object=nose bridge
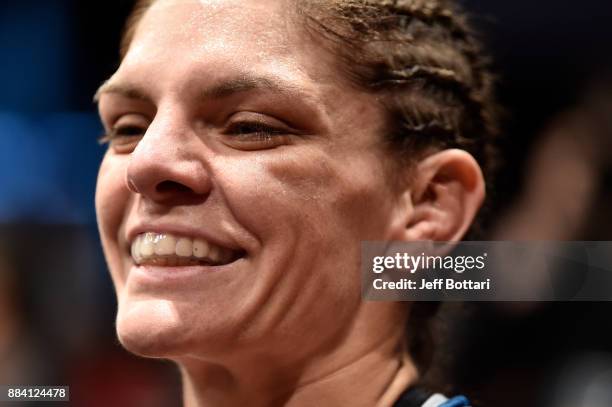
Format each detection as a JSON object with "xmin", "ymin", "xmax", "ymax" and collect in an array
[
  {"xmin": 134, "ymin": 106, "xmax": 188, "ymax": 163},
  {"xmin": 126, "ymin": 107, "xmax": 212, "ymax": 200}
]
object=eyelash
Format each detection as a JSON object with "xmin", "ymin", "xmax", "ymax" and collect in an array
[
  {"xmin": 225, "ymin": 121, "xmax": 285, "ymax": 139},
  {"xmin": 97, "ymin": 120, "xmax": 289, "ymax": 148},
  {"xmin": 98, "ymin": 125, "xmax": 146, "ymax": 145}
]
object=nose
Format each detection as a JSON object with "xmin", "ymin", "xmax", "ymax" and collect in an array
[{"xmin": 126, "ymin": 117, "xmax": 212, "ymax": 206}]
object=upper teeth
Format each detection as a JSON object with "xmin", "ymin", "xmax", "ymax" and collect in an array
[{"xmin": 131, "ymin": 232, "xmax": 235, "ymax": 266}]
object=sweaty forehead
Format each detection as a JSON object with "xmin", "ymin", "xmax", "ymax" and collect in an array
[{"xmin": 127, "ymin": 0, "xmax": 296, "ymax": 68}]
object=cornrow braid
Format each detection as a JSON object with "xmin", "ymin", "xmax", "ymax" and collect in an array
[{"xmin": 383, "ymin": 0, "xmax": 470, "ymax": 40}]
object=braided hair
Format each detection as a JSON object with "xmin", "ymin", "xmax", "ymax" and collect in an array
[{"xmin": 299, "ymin": 1, "xmax": 499, "ymax": 195}]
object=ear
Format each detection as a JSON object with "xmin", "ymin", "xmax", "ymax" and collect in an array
[{"xmin": 390, "ymin": 149, "xmax": 485, "ymax": 242}]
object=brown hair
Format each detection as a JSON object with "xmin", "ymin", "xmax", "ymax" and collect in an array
[{"xmin": 119, "ymin": 0, "xmax": 499, "ymax": 384}]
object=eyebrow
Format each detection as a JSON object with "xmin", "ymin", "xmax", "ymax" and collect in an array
[
  {"xmin": 204, "ymin": 76, "xmax": 302, "ymax": 98},
  {"xmin": 94, "ymin": 81, "xmax": 148, "ymax": 103},
  {"xmin": 94, "ymin": 75, "xmax": 307, "ymax": 104}
]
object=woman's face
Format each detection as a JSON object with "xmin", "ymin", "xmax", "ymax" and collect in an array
[{"xmin": 96, "ymin": 0, "xmax": 404, "ymax": 361}]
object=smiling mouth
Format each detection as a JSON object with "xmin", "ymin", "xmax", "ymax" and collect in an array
[{"xmin": 130, "ymin": 232, "xmax": 243, "ymax": 267}]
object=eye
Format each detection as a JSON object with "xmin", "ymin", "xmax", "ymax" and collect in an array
[
  {"xmin": 223, "ymin": 119, "xmax": 291, "ymax": 150},
  {"xmin": 228, "ymin": 121, "xmax": 283, "ymax": 137},
  {"xmin": 99, "ymin": 115, "xmax": 149, "ymax": 154}
]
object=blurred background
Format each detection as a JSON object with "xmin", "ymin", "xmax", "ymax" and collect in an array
[{"xmin": 0, "ymin": 0, "xmax": 611, "ymax": 406}]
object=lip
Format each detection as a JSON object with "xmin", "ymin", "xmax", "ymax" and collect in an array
[{"xmin": 129, "ymin": 257, "xmax": 246, "ymax": 286}]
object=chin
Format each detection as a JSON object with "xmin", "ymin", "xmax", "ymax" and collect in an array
[
  {"xmin": 115, "ymin": 293, "xmax": 248, "ymax": 360},
  {"xmin": 115, "ymin": 296, "xmax": 195, "ymax": 358}
]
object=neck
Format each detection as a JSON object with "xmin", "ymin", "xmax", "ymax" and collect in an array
[{"xmin": 178, "ymin": 305, "xmax": 417, "ymax": 407}]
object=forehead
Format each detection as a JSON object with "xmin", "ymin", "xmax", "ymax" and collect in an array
[
  {"xmin": 137, "ymin": 0, "xmax": 291, "ymax": 54},
  {"xmin": 119, "ymin": 0, "xmax": 325, "ymax": 88}
]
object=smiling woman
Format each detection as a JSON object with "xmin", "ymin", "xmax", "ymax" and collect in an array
[{"xmin": 94, "ymin": 1, "xmax": 497, "ymax": 406}]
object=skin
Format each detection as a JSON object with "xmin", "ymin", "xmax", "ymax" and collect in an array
[{"xmin": 95, "ymin": 0, "xmax": 485, "ymax": 406}]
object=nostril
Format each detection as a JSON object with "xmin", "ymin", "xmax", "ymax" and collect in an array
[{"xmin": 156, "ymin": 180, "xmax": 194, "ymax": 195}]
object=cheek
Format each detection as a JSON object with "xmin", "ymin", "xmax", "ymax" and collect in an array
[
  {"xmin": 95, "ymin": 154, "xmax": 130, "ymax": 278},
  {"xmin": 217, "ymin": 149, "xmax": 394, "ymax": 243},
  {"xmin": 213, "ymin": 149, "xmax": 395, "ymax": 331},
  {"xmin": 265, "ymin": 149, "xmax": 395, "ymax": 241}
]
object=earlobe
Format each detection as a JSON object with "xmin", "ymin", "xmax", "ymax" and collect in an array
[{"xmin": 393, "ymin": 149, "xmax": 485, "ymax": 242}]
